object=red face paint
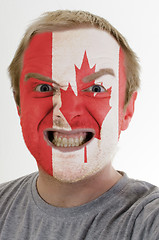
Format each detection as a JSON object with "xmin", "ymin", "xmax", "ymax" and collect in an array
[
  {"xmin": 20, "ymin": 32, "xmax": 53, "ymax": 175},
  {"xmin": 118, "ymin": 47, "xmax": 127, "ymax": 137}
]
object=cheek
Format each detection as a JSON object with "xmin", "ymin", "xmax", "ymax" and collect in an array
[
  {"xmin": 21, "ymin": 95, "xmax": 53, "ymax": 129},
  {"xmin": 19, "ymin": 80, "xmax": 54, "ymax": 151},
  {"xmin": 84, "ymin": 96, "xmax": 112, "ymax": 138},
  {"xmin": 20, "ymin": 84, "xmax": 54, "ymax": 175},
  {"xmin": 20, "ymin": 80, "xmax": 53, "ymax": 129}
]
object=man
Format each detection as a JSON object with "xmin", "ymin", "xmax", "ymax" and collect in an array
[{"xmin": 0, "ymin": 10, "xmax": 159, "ymax": 240}]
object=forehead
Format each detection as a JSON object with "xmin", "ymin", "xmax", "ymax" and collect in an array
[{"xmin": 23, "ymin": 28, "xmax": 120, "ymax": 85}]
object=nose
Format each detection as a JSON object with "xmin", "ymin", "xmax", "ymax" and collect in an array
[
  {"xmin": 53, "ymin": 94, "xmax": 87, "ymax": 123},
  {"xmin": 53, "ymin": 95, "xmax": 63, "ymax": 119}
]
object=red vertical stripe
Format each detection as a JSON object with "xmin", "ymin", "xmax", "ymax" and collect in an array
[
  {"xmin": 21, "ymin": 32, "xmax": 53, "ymax": 176},
  {"xmin": 118, "ymin": 47, "xmax": 127, "ymax": 138},
  {"xmin": 84, "ymin": 146, "xmax": 87, "ymax": 163}
]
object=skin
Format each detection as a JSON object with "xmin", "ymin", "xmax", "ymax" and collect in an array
[{"xmin": 18, "ymin": 28, "xmax": 137, "ymax": 207}]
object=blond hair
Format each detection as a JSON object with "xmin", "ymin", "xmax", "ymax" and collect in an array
[{"xmin": 8, "ymin": 10, "xmax": 140, "ymax": 107}]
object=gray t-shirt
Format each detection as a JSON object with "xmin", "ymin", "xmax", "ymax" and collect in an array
[{"xmin": 0, "ymin": 172, "xmax": 159, "ymax": 240}]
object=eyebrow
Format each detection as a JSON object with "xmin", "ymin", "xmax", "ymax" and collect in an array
[
  {"xmin": 24, "ymin": 68, "xmax": 115, "ymax": 86},
  {"xmin": 82, "ymin": 68, "xmax": 115, "ymax": 83},
  {"xmin": 24, "ymin": 73, "xmax": 61, "ymax": 87}
]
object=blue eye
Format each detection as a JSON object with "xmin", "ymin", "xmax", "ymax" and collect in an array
[
  {"xmin": 91, "ymin": 85, "xmax": 105, "ymax": 92},
  {"xmin": 83, "ymin": 85, "xmax": 106, "ymax": 93},
  {"xmin": 35, "ymin": 84, "xmax": 53, "ymax": 92}
]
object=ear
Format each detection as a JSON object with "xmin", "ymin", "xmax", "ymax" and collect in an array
[{"xmin": 121, "ymin": 91, "xmax": 137, "ymax": 131}]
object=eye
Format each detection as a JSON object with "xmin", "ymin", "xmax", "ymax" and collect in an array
[
  {"xmin": 35, "ymin": 84, "xmax": 53, "ymax": 92},
  {"xmin": 83, "ymin": 85, "xmax": 106, "ymax": 93}
]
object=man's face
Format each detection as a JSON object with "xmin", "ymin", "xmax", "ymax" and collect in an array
[{"xmin": 19, "ymin": 28, "xmax": 126, "ymax": 182}]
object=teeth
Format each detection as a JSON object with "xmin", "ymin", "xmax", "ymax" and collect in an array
[
  {"xmin": 68, "ymin": 138, "xmax": 74, "ymax": 147},
  {"xmin": 52, "ymin": 133, "xmax": 86, "ymax": 148},
  {"xmin": 63, "ymin": 138, "xmax": 67, "ymax": 147},
  {"xmin": 54, "ymin": 135, "xmax": 58, "ymax": 141},
  {"xmin": 75, "ymin": 138, "xmax": 79, "ymax": 146},
  {"xmin": 80, "ymin": 136, "xmax": 84, "ymax": 144}
]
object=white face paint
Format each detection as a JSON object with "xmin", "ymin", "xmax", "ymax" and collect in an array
[{"xmin": 51, "ymin": 28, "xmax": 120, "ymax": 183}]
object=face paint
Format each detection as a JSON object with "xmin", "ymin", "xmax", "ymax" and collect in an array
[
  {"xmin": 20, "ymin": 32, "xmax": 53, "ymax": 175},
  {"xmin": 19, "ymin": 28, "xmax": 126, "ymax": 182}
]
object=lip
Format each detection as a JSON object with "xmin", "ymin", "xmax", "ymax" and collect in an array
[{"xmin": 43, "ymin": 128, "xmax": 95, "ymax": 152}]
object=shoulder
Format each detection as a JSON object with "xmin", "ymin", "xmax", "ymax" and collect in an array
[
  {"xmin": 127, "ymin": 178, "xmax": 159, "ymax": 239},
  {"xmin": 130, "ymin": 178, "xmax": 159, "ymax": 215},
  {"xmin": 126, "ymin": 177, "xmax": 159, "ymax": 215},
  {"xmin": 0, "ymin": 172, "xmax": 38, "ymax": 204},
  {"xmin": 117, "ymin": 174, "xmax": 159, "ymax": 239},
  {"xmin": 121, "ymin": 174, "xmax": 159, "ymax": 203},
  {"xmin": 131, "ymin": 197, "xmax": 159, "ymax": 240}
]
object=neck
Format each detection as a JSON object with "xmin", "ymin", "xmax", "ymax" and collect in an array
[{"xmin": 36, "ymin": 165, "xmax": 122, "ymax": 208}]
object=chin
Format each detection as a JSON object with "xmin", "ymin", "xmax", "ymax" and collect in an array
[
  {"xmin": 52, "ymin": 159, "xmax": 108, "ymax": 184},
  {"xmin": 52, "ymin": 171, "xmax": 93, "ymax": 183}
]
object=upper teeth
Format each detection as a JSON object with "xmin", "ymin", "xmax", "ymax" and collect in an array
[{"xmin": 53, "ymin": 132, "xmax": 86, "ymax": 148}]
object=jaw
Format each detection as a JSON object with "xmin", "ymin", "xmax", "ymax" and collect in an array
[{"xmin": 43, "ymin": 128, "xmax": 95, "ymax": 152}]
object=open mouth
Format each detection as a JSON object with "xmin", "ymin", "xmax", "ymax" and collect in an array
[{"xmin": 44, "ymin": 128, "xmax": 95, "ymax": 152}]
